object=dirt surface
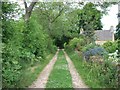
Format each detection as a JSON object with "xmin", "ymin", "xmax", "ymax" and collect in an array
[
  {"xmin": 29, "ymin": 50, "xmax": 59, "ymax": 88},
  {"xmin": 63, "ymin": 50, "xmax": 89, "ymax": 88},
  {"xmin": 29, "ymin": 49, "xmax": 89, "ymax": 89}
]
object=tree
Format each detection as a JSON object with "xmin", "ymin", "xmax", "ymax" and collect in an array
[
  {"xmin": 23, "ymin": 0, "xmax": 38, "ymax": 21},
  {"xmin": 35, "ymin": 2, "xmax": 65, "ymax": 32},
  {"xmin": 33, "ymin": 2, "xmax": 80, "ymax": 48},
  {"xmin": 116, "ymin": 23, "xmax": 120, "ymax": 39},
  {"xmin": 116, "ymin": 23, "xmax": 120, "ymax": 56},
  {"xmin": 78, "ymin": 2, "xmax": 103, "ymax": 44},
  {"xmin": 2, "ymin": 2, "xmax": 17, "ymax": 43},
  {"xmin": 2, "ymin": 1, "xmax": 57, "ymax": 87}
]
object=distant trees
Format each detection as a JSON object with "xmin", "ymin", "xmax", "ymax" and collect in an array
[
  {"xmin": 33, "ymin": 2, "xmax": 79, "ymax": 48},
  {"xmin": 78, "ymin": 3, "xmax": 103, "ymax": 30},
  {"xmin": 78, "ymin": 2, "xmax": 103, "ymax": 44},
  {"xmin": 116, "ymin": 23, "xmax": 120, "ymax": 39},
  {"xmin": 116, "ymin": 23, "xmax": 120, "ymax": 56}
]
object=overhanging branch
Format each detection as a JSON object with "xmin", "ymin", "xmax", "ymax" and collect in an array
[
  {"xmin": 23, "ymin": 0, "xmax": 38, "ymax": 21},
  {"xmin": 51, "ymin": 8, "xmax": 64, "ymax": 23},
  {"xmin": 23, "ymin": 0, "xmax": 27, "ymax": 9}
]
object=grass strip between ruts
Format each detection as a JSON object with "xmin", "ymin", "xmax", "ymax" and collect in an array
[{"xmin": 46, "ymin": 50, "xmax": 73, "ymax": 89}]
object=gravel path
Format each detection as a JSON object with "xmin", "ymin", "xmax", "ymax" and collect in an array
[
  {"xmin": 63, "ymin": 50, "xmax": 89, "ymax": 89},
  {"xmin": 29, "ymin": 50, "xmax": 59, "ymax": 88}
]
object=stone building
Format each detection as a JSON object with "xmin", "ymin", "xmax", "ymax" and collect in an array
[{"xmin": 95, "ymin": 26, "xmax": 114, "ymax": 45}]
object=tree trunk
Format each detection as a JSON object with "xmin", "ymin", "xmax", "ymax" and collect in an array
[
  {"xmin": 23, "ymin": 0, "xmax": 38, "ymax": 22},
  {"xmin": 24, "ymin": 10, "xmax": 31, "ymax": 22}
]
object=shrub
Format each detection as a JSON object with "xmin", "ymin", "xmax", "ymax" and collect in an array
[
  {"xmin": 2, "ymin": 20, "xmax": 23, "ymax": 87},
  {"xmin": 83, "ymin": 45, "xmax": 108, "ymax": 61},
  {"xmin": 82, "ymin": 43, "xmax": 96, "ymax": 52},
  {"xmin": 46, "ymin": 37, "xmax": 57, "ymax": 54},
  {"xmin": 99, "ymin": 58, "xmax": 118, "ymax": 88},
  {"xmin": 116, "ymin": 40, "xmax": 120, "ymax": 57},
  {"xmin": 2, "ymin": 16, "xmax": 57, "ymax": 87},
  {"xmin": 68, "ymin": 51, "xmax": 118, "ymax": 88},
  {"xmin": 103, "ymin": 41, "xmax": 118, "ymax": 53},
  {"xmin": 69, "ymin": 37, "xmax": 80, "ymax": 49},
  {"xmin": 65, "ymin": 37, "xmax": 85, "ymax": 51}
]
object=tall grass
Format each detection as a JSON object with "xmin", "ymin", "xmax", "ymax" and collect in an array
[
  {"xmin": 17, "ymin": 54, "xmax": 54, "ymax": 88},
  {"xmin": 67, "ymin": 51, "xmax": 118, "ymax": 89}
]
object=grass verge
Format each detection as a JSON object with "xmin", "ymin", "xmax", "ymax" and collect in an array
[
  {"xmin": 67, "ymin": 51, "xmax": 101, "ymax": 88},
  {"xmin": 67, "ymin": 51, "xmax": 118, "ymax": 89},
  {"xmin": 18, "ymin": 53, "xmax": 55, "ymax": 87},
  {"xmin": 46, "ymin": 50, "xmax": 73, "ymax": 89}
]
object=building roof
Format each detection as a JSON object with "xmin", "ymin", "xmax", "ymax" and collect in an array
[{"xmin": 95, "ymin": 30, "xmax": 113, "ymax": 41}]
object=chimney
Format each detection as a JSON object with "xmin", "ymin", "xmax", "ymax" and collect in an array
[
  {"xmin": 109, "ymin": 26, "xmax": 114, "ymax": 42},
  {"xmin": 110, "ymin": 26, "xmax": 114, "ymax": 33}
]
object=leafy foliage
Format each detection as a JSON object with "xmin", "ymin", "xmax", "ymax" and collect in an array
[
  {"xmin": 116, "ymin": 22, "xmax": 120, "ymax": 40},
  {"xmin": 2, "ymin": 2, "xmax": 56, "ymax": 88},
  {"xmin": 116, "ymin": 22, "xmax": 120, "ymax": 56},
  {"xmin": 65, "ymin": 37, "xmax": 86, "ymax": 52},
  {"xmin": 33, "ymin": 2, "xmax": 79, "ymax": 48},
  {"xmin": 2, "ymin": 2, "xmax": 24, "ymax": 87},
  {"xmin": 82, "ymin": 43, "xmax": 96, "ymax": 52},
  {"xmin": 78, "ymin": 3, "xmax": 103, "ymax": 30},
  {"xmin": 103, "ymin": 41, "xmax": 118, "ymax": 53},
  {"xmin": 2, "ymin": 20, "xmax": 23, "ymax": 87},
  {"xmin": 78, "ymin": 2, "xmax": 103, "ymax": 44},
  {"xmin": 68, "ymin": 51, "xmax": 118, "ymax": 88}
]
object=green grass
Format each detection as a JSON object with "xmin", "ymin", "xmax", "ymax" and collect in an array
[
  {"xmin": 67, "ymin": 51, "xmax": 118, "ymax": 89},
  {"xmin": 46, "ymin": 50, "xmax": 73, "ymax": 89},
  {"xmin": 67, "ymin": 51, "xmax": 102, "ymax": 88},
  {"xmin": 18, "ymin": 53, "xmax": 54, "ymax": 88}
]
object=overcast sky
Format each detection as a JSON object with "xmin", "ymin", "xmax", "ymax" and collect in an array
[{"xmin": 101, "ymin": 4, "xmax": 118, "ymax": 30}]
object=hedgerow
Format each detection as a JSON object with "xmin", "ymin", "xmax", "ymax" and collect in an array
[{"xmin": 2, "ymin": 3, "xmax": 57, "ymax": 87}]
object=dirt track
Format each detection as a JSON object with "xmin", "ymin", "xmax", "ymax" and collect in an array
[
  {"xmin": 63, "ymin": 50, "xmax": 88, "ymax": 88},
  {"xmin": 29, "ymin": 50, "xmax": 59, "ymax": 88}
]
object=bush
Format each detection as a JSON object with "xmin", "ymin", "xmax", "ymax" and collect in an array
[
  {"xmin": 65, "ymin": 37, "xmax": 85, "ymax": 51},
  {"xmin": 69, "ymin": 37, "xmax": 80, "ymax": 49},
  {"xmin": 82, "ymin": 43, "xmax": 96, "ymax": 52},
  {"xmin": 2, "ymin": 16, "xmax": 57, "ymax": 87},
  {"xmin": 103, "ymin": 41, "xmax": 118, "ymax": 53},
  {"xmin": 115, "ymin": 40, "xmax": 120, "ymax": 57},
  {"xmin": 68, "ymin": 51, "xmax": 118, "ymax": 88},
  {"xmin": 83, "ymin": 46, "xmax": 108, "ymax": 61},
  {"xmin": 2, "ymin": 2, "xmax": 57, "ymax": 88},
  {"xmin": 82, "ymin": 43, "xmax": 108, "ymax": 61},
  {"xmin": 2, "ymin": 20, "xmax": 23, "ymax": 87},
  {"xmin": 46, "ymin": 37, "xmax": 57, "ymax": 53},
  {"xmin": 99, "ymin": 58, "xmax": 118, "ymax": 88}
]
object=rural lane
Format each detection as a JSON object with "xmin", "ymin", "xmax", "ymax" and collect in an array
[
  {"xmin": 29, "ymin": 49, "xmax": 59, "ymax": 88},
  {"xmin": 63, "ymin": 50, "xmax": 89, "ymax": 89}
]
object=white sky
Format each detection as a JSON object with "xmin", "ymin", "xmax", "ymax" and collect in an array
[{"xmin": 101, "ymin": 4, "xmax": 118, "ymax": 30}]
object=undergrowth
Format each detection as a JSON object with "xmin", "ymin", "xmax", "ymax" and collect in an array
[
  {"xmin": 67, "ymin": 51, "xmax": 118, "ymax": 89},
  {"xmin": 18, "ymin": 54, "xmax": 54, "ymax": 87}
]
